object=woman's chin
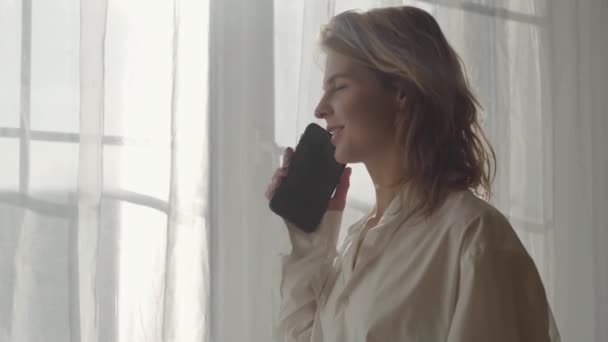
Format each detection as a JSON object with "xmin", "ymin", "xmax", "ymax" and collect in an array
[
  {"xmin": 333, "ymin": 148, "xmax": 350, "ymax": 164},
  {"xmin": 334, "ymin": 145, "xmax": 365, "ymax": 165}
]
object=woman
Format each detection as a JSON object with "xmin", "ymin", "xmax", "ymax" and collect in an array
[{"xmin": 265, "ymin": 6, "xmax": 560, "ymax": 342}]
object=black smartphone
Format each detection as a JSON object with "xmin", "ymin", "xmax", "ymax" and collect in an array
[{"xmin": 269, "ymin": 123, "xmax": 346, "ymax": 233}]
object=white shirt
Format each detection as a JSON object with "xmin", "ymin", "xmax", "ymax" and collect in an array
[{"xmin": 273, "ymin": 188, "xmax": 561, "ymax": 342}]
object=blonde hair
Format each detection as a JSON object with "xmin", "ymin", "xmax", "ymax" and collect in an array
[{"xmin": 320, "ymin": 6, "xmax": 496, "ymax": 217}]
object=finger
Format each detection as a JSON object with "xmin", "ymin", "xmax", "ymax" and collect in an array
[
  {"xmin": 271, "ymin": 168, "xmax": 281, "ymax": 181},
  {"xmin": 272, "ymin": 166, "xmax": 288, "ymax": 179},
  {"xmin": 266, "ymin": 172, "xmax": 278, "ymax": 199},
  {"xmin": 265, "ymin": 178, "xmax": 280, "ymax": 200},
  {"xmin": 281, "ymin": 147, "xmax": 294, "ymax": 167},
  {"xmin": 270, "ymin": 169, "xmax": 287, "ymax": 184},
  {"xmin": 267, "ymin": 170, "xmax": 288, "ymax": 198},
  {"xmin": 332, "ymin": 167, "xmax": 351, "ymax": 201}
]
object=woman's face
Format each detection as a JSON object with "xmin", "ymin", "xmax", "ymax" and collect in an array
[{"xmin": 315, "ymin": 50, "xmax": 400, "ymax": 164}]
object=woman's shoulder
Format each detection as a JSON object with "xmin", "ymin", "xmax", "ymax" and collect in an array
[
  {"xmin": 439, "ymin": 190, "xmax": 525, "ymax": 257},
  {"xmin": 439, "ymin": 189, "xmax": 504, "ymax": 224}
]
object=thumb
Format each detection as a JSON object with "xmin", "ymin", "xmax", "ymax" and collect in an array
[{"xmin": 328, "ymin": 167, "xmax": 351, "ymax": 211}]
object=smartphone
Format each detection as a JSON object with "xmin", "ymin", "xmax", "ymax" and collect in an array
[{"xmin": 269, "ymin": 123, "xmax": 346, "ymax": 233}]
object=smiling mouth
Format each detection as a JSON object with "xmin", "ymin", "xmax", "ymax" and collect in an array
[
  {"xmin": 329, "ymin": 127, "xmax": 343, "ymax": 145},
  {"xmin": 327, "ymin": 126, "xmax": 344, "ymax": 135}
]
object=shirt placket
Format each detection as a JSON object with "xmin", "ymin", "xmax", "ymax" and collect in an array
[{"xmin": 335, "ymin": 217, "xmax": 401, "ymax": 310}]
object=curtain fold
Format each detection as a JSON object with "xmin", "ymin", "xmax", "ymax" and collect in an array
[
  {"xmin": 77, "ymin": 0, "xmax": 109, "ymax": 340},
  {"xmin": 207, "ymin": 0, "xmax": 277, "ymax": 340},
  {"xmin": 547, "ymin": 1, "xmax": 608, "ymax": 340}
]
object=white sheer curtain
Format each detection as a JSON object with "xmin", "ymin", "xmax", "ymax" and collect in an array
[
  {"xmin": 273, "ymin": 0, "xmax": 608, "ymax": 341},
  {"xmin": 3, "ymin": 0, "xmax": 607, "ymax": 341},
  {"xmin": 1, "ymin": 0, "xmax": 209, "ymax": 341}
]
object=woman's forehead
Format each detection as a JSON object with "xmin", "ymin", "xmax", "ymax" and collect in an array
[
  {"xmin": 324, "ymin": 50, "xmax": 356, "ymax": 71},
  {"xmin": 324, "ymin": 53, "xmax": 371, "ymax": 81}
]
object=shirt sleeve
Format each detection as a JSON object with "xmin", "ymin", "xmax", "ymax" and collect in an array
[
  {"xmin": 447, "ymin": 213, "xmax": 561, "ymax": 342},
  {"xmin": 272, "ymin": 210, "xmax": 342, "ymax": 342}
]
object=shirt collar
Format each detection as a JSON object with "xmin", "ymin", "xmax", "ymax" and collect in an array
[
  {"xmin": 378, "ymin": 184, "xmax": 414, "ymax": 225},
  {"xmin": 348, "ymin": 184, "xmax": 415, "ymax": 235}
]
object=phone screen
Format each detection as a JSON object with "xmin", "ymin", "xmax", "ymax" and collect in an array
[{"xmin": 269, "ymin": 123, "xmax": 346, "ymax": 233}]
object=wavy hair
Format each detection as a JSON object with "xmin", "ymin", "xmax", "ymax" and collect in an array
[{"xmin": 320, "ymin": 6, "xmax": 496, "ymax": 217}]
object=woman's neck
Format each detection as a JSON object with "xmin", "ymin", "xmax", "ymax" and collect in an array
[{"xmin": 364, "ymin": 145, "xmax": 406, "ymax": 219}]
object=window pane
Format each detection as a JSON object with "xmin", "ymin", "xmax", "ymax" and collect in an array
[
  {"xmin": 30, "ymin": 141, "xmax": 78, "ymax": 196},
  {"xmin": 0, "ymin": 138, "xmax": 19, "ymax": 191},
  {"xmin": 457, "ymin": 0, "xmax": 545, "ymax": 17},
  {"xmin": 104, "ymin": 0, "xmax": 173, "ymax": 141},
  {"xmin": 4, "ymin": 210, "xmax": 72, "ymax": 342},
  {"xmin": 117, "ymin": 202, "xmax": 167, "ymax": 342},
  {"xmin": 335, "ymin": 0, "xmax": 396, "ymax": 13},
  {"xmin": 104, "ymin": 144, "xmax": 170, "ymax": 201},
  {"xmin": 0, "ymin": 0, "xmax": 22, "ymax": 128},
  {"xmin": 505, "ymin": 19, "xmax": 546, "ymax": 224},
  {"xmin": 273, "ymin": 0, "xmax": 303, "ymax": 148},
  {"xmin": 30, "ymin": 0, "xmax": 79, "ymax": 132}
]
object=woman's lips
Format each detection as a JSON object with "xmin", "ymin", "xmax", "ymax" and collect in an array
[
  {"xmin": 330, "ymin": 127, "xmax": 343, "ymax": 144},
  {"xmin": 327, "ymin": 126, "xmax": 344, "ymax": 135}
]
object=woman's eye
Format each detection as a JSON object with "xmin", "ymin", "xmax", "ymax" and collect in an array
[{"xmin": 334, "ymin": 85, "xmax": 347, "ymax": 91}]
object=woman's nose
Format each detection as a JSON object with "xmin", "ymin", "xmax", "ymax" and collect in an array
[
  {"xmin": 314, "ymin": 99, "xmax": 332, "ymax": 119},
  {"xmin": 314, "ymin": 108, "xmax": 326, "ymax": 119}
]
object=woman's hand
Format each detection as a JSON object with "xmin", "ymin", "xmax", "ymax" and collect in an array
[
  {"xmin": 265, "ymin": 148, "xmax": 352, "ymax": 212},
  {"xmin": 327, "ymin": 166, "xmax": 351, "ymax": 211},
  {"xmin": 265, "ymin": 147, "xmax": 294, "ymax": 201}
]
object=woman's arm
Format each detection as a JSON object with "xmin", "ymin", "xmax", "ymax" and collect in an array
[{"xmin": 273, "ymin": 210, "xmax": 342, "ymax": 342}]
